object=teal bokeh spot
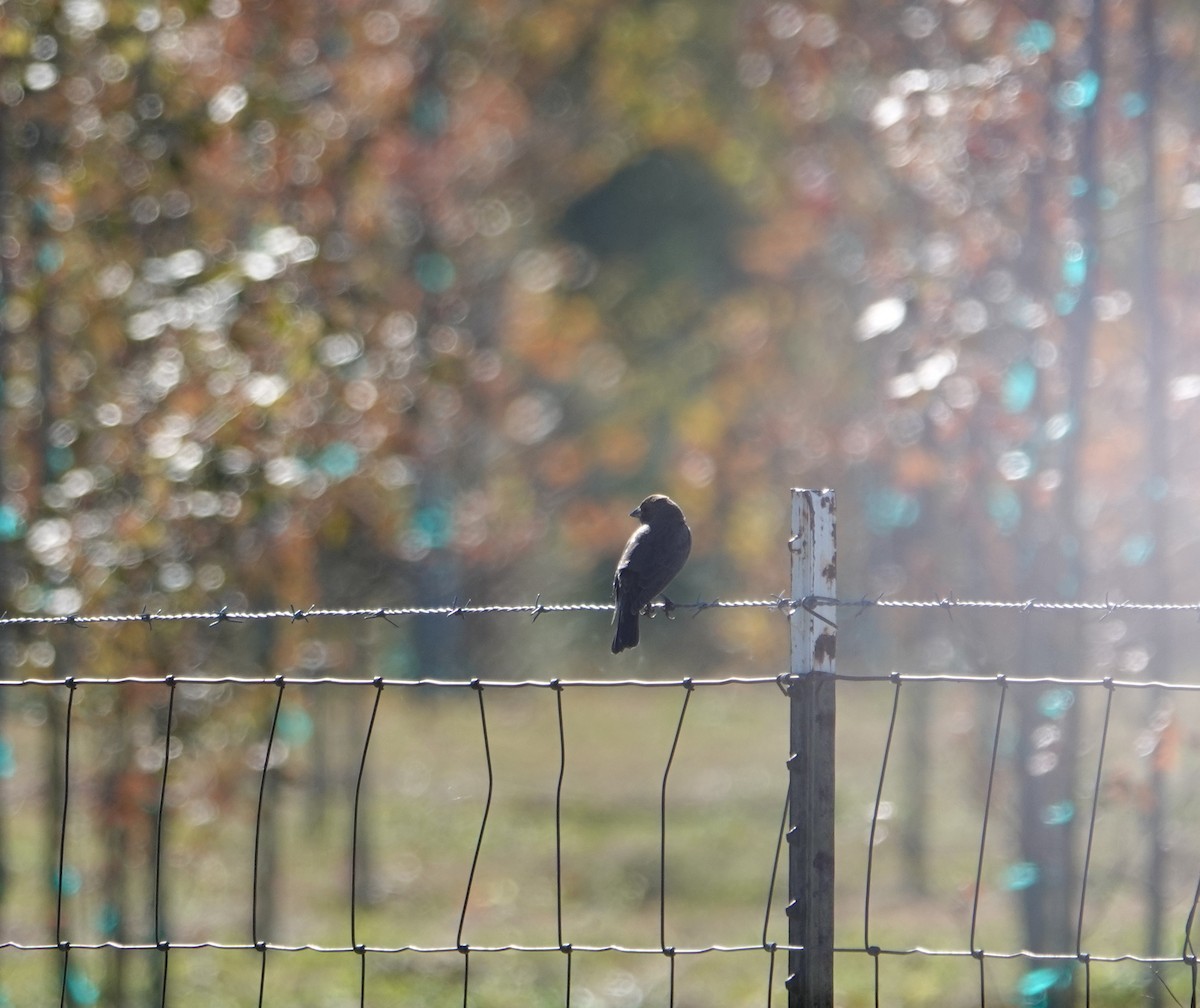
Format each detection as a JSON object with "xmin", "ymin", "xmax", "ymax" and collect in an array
[
  {"xmin": 46, "ymin": 445, "xmax": 73, "ymax": 476},
  {"xmin": 98, "ymin": 903, "xmax": 120, "ymax": 936},
  {"xmin": 1079, "ymin": 71, "xmax": 1101, "ymax": 106},
  {"xmin": 1016, "ymin": 20, "xmax": 1055, "ymax": 55},
  {"xmin": 414, "ymin": 252, "xmax": 456, "ymax": 293},
  {"xmin": 1004, "ymin": 861, "xmax": 1039, "ymax": 891},
  {"xmin": 381, "ymin": 643, "xmax": 416, "ymax": 680},
  {"xmin": 31, "ymin": 197, "xmax": 53, "ymax": 226},
  {"xmin": 1057, "ymin": 69, "xmax": 1099, "ymax": 109},
  {"xmin": 65, "ymin": 965, "xmax": 99, "ymax": 1006},
  {"xmin": 0, "ymin": 739, "xmax": 14, "ymax": 778},
  {"xmin": 1122, "ymin": 91, "xmax": 1148, "ymax": 117},
  {"xmin": 1061, "ymin": 244, "xmax": 1087, "ymax": 287},
  {"xmin": 1055, "ymin": 290, "xmax": 1080, "ymax": 315},
  {"xmin": 53, "ymin": 865, "xmax": 82, "ymax": 897},
  {"xmin": 1120, "ymin": 533, "xmax": 1154, "ymax": 566},
  {"xmin": 317, "ymin": 441, "xmax": 360, "ymax": 481},
  {"xmin": 36, "ymin": 242, "xmax": 65, "ymax": 273},
  {"xmin": 277, "ymin": 706, "xmax": 314, "ymax": 746},
  {"xmin": 412, "ymin": 88, "xmax": 448, "ymax": 136},
  {"xmin": 1067, "ymin": 175, "xmax": 1088, "ymax": 197},
  {"xmin": 1001, "ymin": 361, "xmax": 1037, "ymax": 413},
  {"xmin": 0, "ymin": 505, "xmax": 21, "ymax": 542},
  {"xmin": 865, "ymin": 488, "xmax": 920, "ymax": 532},
  {"xmin": 1018, "ymin": 965, "xmax": 1072, "ymax": 1005},
  {"xmin": 1038, "ymin": 687, "xmax": 1074, "ymax": 720},
  {"xmin": 1042, "ymin": 801, "xmax": 1075, "ymax": 826},
  {"xmin": 412, "ymin": 504, "xmax": 451, "ymax": 548},
  {"xmin": 987, "ymin": 485, "xmax": 1021, "ymax": 534}
]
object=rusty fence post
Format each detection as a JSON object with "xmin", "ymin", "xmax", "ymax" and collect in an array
[{"xmin": 787, "ymin": 488, "xmax": 837, "ymax": 1007}]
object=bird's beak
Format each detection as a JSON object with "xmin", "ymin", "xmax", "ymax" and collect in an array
[{"xmin": 630, "ymin": 507, "xmax": 641, "ymax": 519}]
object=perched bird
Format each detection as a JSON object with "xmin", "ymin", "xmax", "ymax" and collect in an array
[{"xmin": 611, "ymin": 494, "xmax": 692, "ymax": 654}]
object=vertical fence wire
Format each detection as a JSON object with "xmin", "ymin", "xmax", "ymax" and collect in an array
[
  {"xmin": 968, "ymin": 676, "xmax": 1009, "ymax": 959},
  {"xmin": 54, "ymin": 678, "xmax": 75, "ymax": 945},
  {"xmin": 1076, "ymin": 679, "xmax": 1115, "ymax": 956},
  {"xmin": 350, "ymin": 677, "xmax": 384, "ymax": 951},
  {"xmin": 457, "ymin": 679, "xmax": 494, "ymax": 966},
  {"xmin": 863, "ymin": 674, "xmax": 902, "ymax": 952},
  {"xmin": 763, "ymin": 774, "xmax": 791, "ymax": 949},
  {"xmin": 553, "ymin": 679, "xmax": 573, "ymax": 1006},
  {"xmin": 553, "ymin": 680, "xmax": 567, "ymax": 950},
  {"xmin": 1183, "ymin": 875, "xmax": 1200, "ymax": 963},
  {"xmin": 153, "ymin": 676, "xmax": 176, "ymax": 1007},
  {"xmin": 351, "ymin": 677, "xmax": 384, "ymax": 1008},
  {"xmin": 55, "ymin": 678, "xmax": 76, "ymax": 1008},
  {"xmin": 252, "ymin": 677, "xmax": 285, "ymax": 1008},
  {"xmin": 659, "ymin": 678, "xmax": 695, "ymax": 953}
]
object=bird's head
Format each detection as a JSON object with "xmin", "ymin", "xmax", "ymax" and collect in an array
[{"xmin": 631, "ymin": 494, "xmax": 683, "ymax": 523}]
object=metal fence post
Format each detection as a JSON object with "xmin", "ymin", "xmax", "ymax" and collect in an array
[{"xmin": 787, "ymin": 488, "xmax": 836, "ymax": 1007}]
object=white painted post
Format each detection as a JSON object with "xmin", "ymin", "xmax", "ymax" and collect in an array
[{"xmin": 787, "ymin": 488, "xmax": 837, "ymax": 1007}]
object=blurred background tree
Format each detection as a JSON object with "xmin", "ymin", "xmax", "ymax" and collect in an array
[{"xmin": 2, "ymin": 0, "xmax": 1200, "ymax": 1003}]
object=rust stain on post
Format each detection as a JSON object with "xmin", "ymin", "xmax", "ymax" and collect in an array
[{"xmin": 813, "ymin": 629, "xmax": 836, "ymax": 664}]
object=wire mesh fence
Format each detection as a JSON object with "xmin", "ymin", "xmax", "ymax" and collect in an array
[{"xmin": 4, "ymin": 497, "xmax": 1200, "ymax": 1005}]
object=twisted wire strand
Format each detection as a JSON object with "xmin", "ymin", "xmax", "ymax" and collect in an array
[{"xmin": 0, "ymin": 593, "xmax": 1197, "ymax": 631}]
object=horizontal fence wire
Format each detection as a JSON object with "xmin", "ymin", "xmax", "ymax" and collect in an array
[
  {"xmin": 1, "ymin": 673, "xmax": 1200, "ymax": 691},
  {"xmin": 0, "ymin": 939, "xmax": 1194, "ymax": 963},
  {"xmin": 5, "ymin": 599, "xmax": 1200, "ymax": 1006},
  {"xmin": 2, "ymin": 593, "xmax": 1200, "ymax": 629}
]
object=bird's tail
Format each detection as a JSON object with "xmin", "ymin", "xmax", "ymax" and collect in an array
[{"xmin": 611, "ymin": 602, "xmax": 639, "ymax": 653}]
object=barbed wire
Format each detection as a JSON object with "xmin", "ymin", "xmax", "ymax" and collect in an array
[
  {"xmin": 0, "ymin": 597, "xmax": 779, "ymax": 629},
  {"xmin": 2, "ymin": 592, "xmax": 1200, "ymax": 630}
]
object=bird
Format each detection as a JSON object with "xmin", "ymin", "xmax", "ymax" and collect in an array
[{"xmin": 611, "ymin": 494, "xmax": 692, "ymax": 654}]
